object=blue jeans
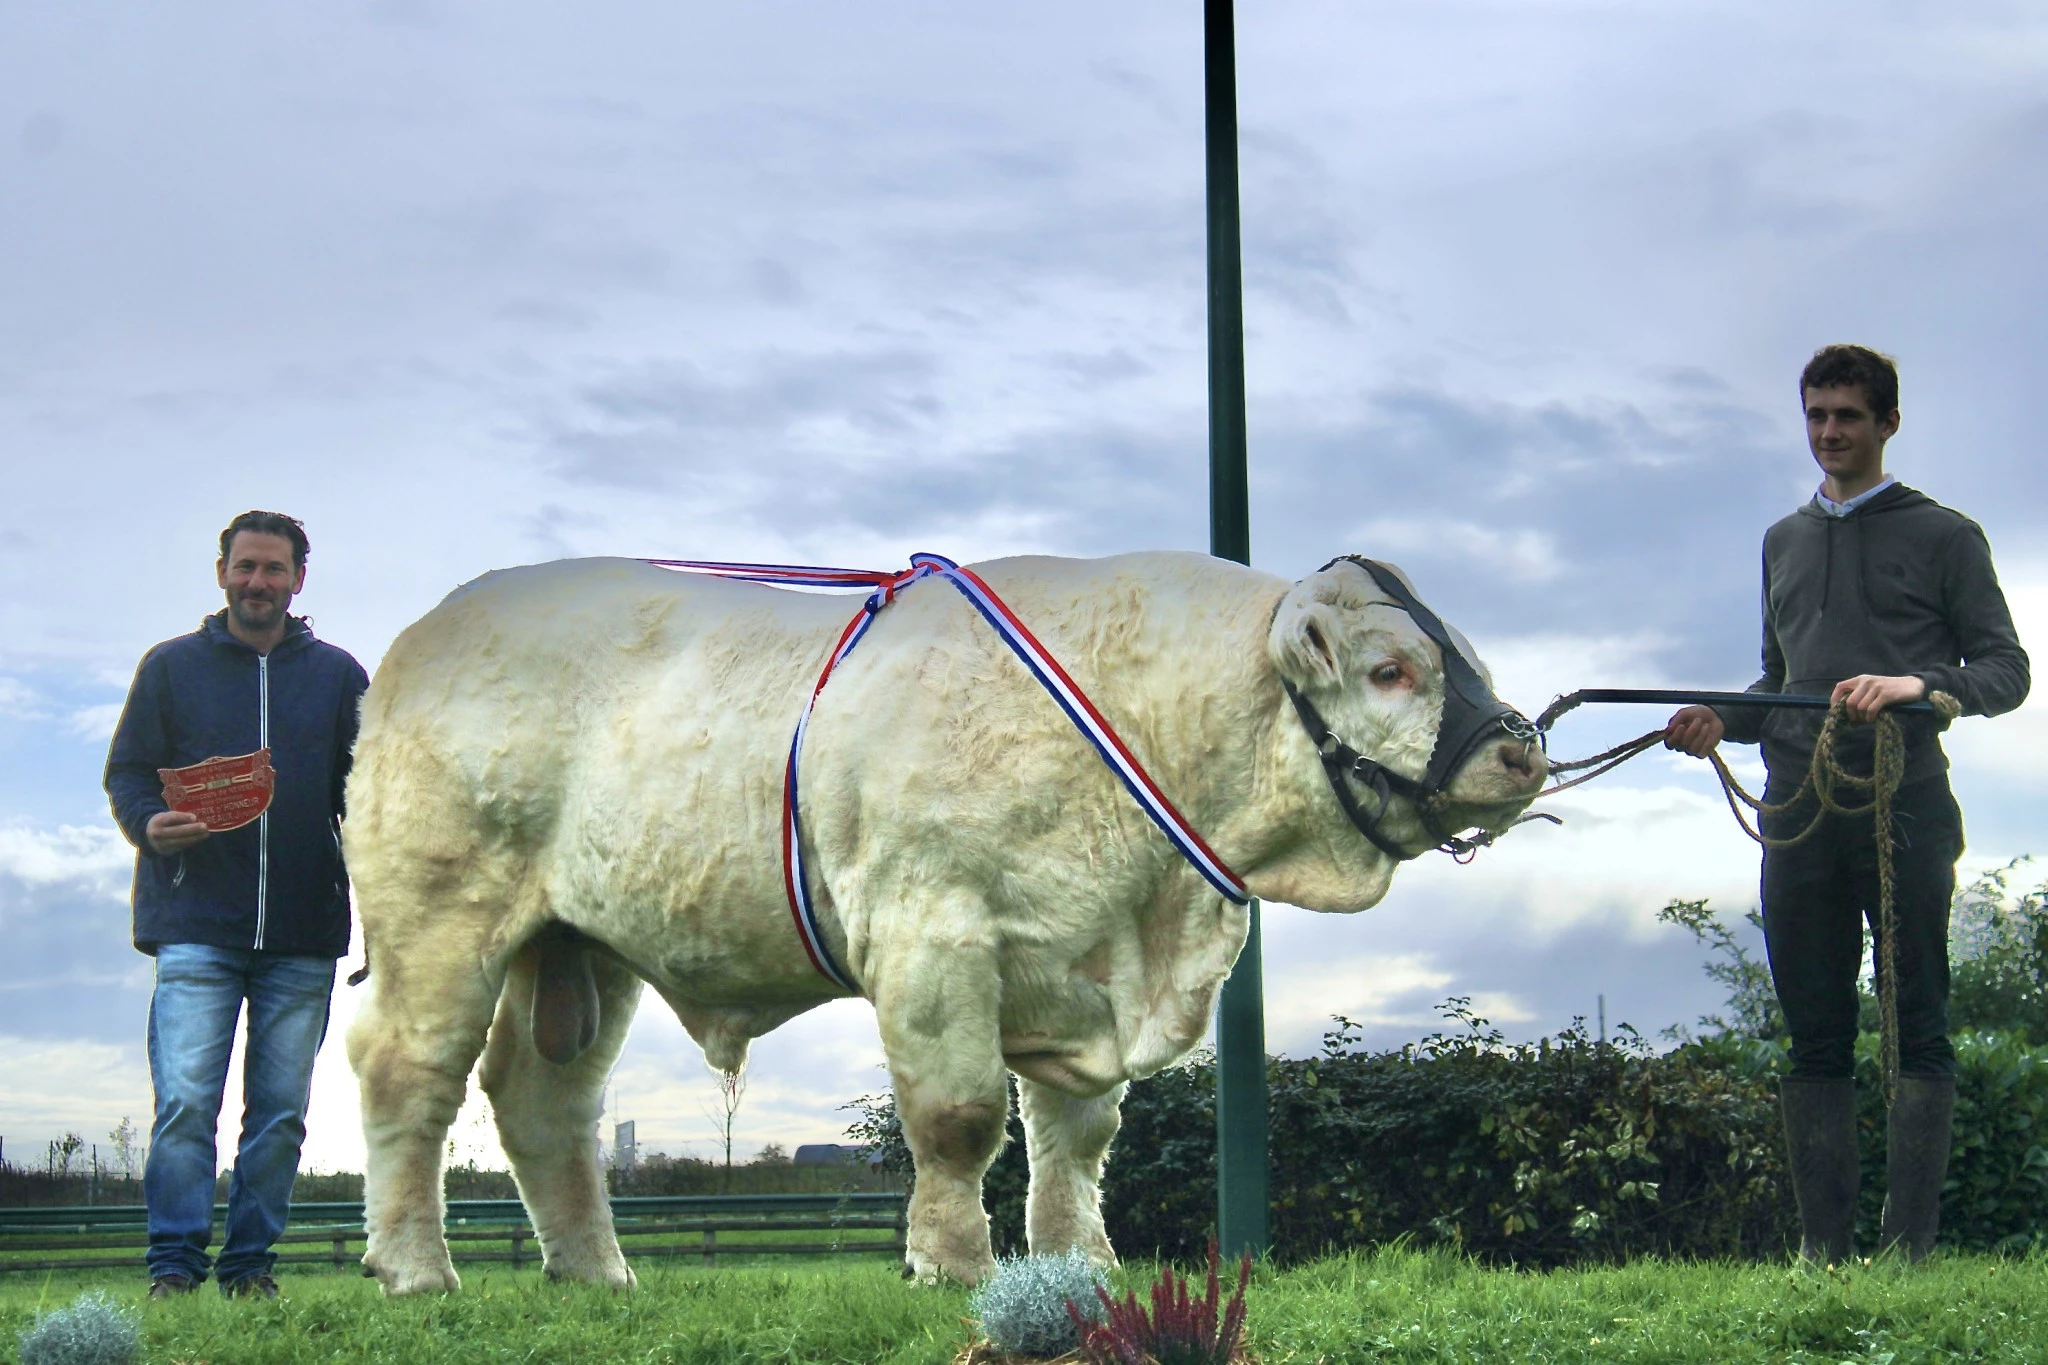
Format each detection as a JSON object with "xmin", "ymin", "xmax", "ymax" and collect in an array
[{"xmin": 144, "ymin": 944, "xmax": 334, "ymax": 1285}]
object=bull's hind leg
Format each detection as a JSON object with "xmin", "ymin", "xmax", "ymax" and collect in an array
[
  {"xmin": 346, "ymin": 915, "xmax": 503, "ymax": 1296},
  {"xmin": 870, "ymin": 924, "xmax": 1008, "ymax": 1285},
  {"xmin": 478, "ymin": 939, "xmax": 643, "ymax": 1287},
  {"xmin": 1018, "ymin": 1077, "xmax": 1124, "ymax": 1267}
]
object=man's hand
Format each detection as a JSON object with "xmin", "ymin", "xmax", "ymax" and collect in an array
[
  {"xmin": 146, "ymin": 810, "xmax": 211, "ymax": 856},
  {"xmin": 1831, "ymin": 674, "xmax": 1927, "ymax": 724},
  {"xmin": 1664, "ymin": 704, "xmax": 1725, "ymax": 758}
]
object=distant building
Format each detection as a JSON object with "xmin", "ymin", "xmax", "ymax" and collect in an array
[{"xmin": 614, "ymin": 1120, "xmax": 637, "ymax": 1174}]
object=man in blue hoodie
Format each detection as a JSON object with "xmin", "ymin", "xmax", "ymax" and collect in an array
[
  {"xmin": 105, "ymin": 511, "xmax": 369, "ymax": 1299},
  {"xmin": 1666, "ymin": 346, "xmax": 2030, "ymax": 1264}
]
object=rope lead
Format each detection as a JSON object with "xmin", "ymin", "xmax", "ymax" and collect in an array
[{"xmin": 1539, "ymin": 690, "xmax": 1960, "ymax": 1106}]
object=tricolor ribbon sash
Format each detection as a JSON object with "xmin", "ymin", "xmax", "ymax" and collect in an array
[{"xmin": 647, "ymin": 553, "xmax": 1250, "ymax": 993}]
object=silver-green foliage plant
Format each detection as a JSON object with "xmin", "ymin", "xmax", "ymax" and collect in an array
[
  {"xmin": 970, "ymin": 1248, "xmax": 1109, "ymax": 1359},
  {"xmin": 17, "ymin": 1290, "xmax": 141, "ymax": 1365}
]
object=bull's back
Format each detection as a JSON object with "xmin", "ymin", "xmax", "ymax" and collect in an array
[{"xmin": 346, "ymin": 558, "xmax": 843, "ymax": 887}]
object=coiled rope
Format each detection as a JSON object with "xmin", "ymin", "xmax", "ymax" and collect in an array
[{"xmin": 1541, "ymin": 690, "xmax": 1962, "ymax": 1104}]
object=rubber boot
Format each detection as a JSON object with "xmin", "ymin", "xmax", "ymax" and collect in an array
[
  {"xmin": 1878, "ymin": 1074, "xmax": 1956, "ymax": 1262},
  {"xmin": 1780, "ymin": 1077, "xmax": 1859, "ymax": 1264}
]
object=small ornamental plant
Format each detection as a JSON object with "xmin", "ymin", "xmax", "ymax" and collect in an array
[
  {"xmin": 1067, "ymin": 1239, "xmax": 1251, "ymax": 1365},
  {"xmin": 17, "ymin": 1290, "xmax": 142, "ymax": 1365},
  {"xmin": 969, "ymin": 1248, "xmax": 1110, "ymax": 1359}
]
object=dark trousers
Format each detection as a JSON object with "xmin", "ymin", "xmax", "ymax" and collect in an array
[{"xmin": 1760, "ymin": 774, "xmax": 1963, "ymax": 1081}]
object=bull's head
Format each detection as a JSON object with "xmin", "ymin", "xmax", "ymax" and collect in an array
[{"xmin": 1266, "ymin": 556, "xmax": 1547, "ymax": 895}]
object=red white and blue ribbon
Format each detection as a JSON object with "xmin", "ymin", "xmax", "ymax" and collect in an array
[
  {"xmin": 647, "ymin": 553, "xmax": 1249, "ymax": 993},
  {"xmin": 926, "ymin": 562, "xmax": 1249, "ymax": 906}
]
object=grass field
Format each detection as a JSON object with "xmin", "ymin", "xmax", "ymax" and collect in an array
[{"xmin": 5, "ymin": 1248, "xmax": 2046, "ymax": 1363}]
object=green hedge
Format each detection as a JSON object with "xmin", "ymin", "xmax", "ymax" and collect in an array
[
  {"xmin": 1930, "ymin": 1031, "xmax": 2048, "ymax": 1251},
  {"xmin": 847, "ymin": 1011, "xmax": 2048, "ymax": 1266}
]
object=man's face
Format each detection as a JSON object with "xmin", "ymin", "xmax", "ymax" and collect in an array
[
  {"xmin": 1804, "ymin": 384, "xmax": 1900, "ymax": 488},
  {"xmin": 217, "ymin": 531, "xmax": 305, "ymax": 635}
]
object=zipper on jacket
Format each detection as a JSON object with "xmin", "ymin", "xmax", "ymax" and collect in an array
[{"xmin": 255, "ymin": 653, "xmax": 271, "ymax": 951}]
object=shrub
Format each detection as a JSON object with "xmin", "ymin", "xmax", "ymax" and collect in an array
[
  {"xmin": 970, "ymin": 1249, "xmax": 1108, "ymax": 1358},
  {"xmin": 849, "ymin": 1005, "xmax": 1798, "ymax": 1269},
  {"xmin": 1885, "ymin": 1030, "xmax": 2048, "ymax": 1252},
  {"xmin": 1948, "ymin": 859, "xmax": 2048, "ymax": 1043},
  {"xmin": 17, "ymin": 1291, "xmax": 140, "ymax": 1365},
  {"xmin": 1070, "ymin": 1240, "xmax": 1249, "ymax": 1365},
  {"xmin": 1260, "ymin": 1007, "xmax": 1792, "ymax": 1267}
]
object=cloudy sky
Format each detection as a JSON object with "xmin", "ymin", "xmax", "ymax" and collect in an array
[{"xmin": 5, "ymin": 1, "xmax": 2047, "ymax": 1176}]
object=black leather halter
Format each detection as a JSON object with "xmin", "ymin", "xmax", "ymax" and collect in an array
[{"xmin": 1286, "ymin": 556, "xmax": 1540, "ymax": 861}]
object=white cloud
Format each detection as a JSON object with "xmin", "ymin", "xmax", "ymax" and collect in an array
[
  {"xmin": 0, "ymin": 677, "xmax": 49, "ymax": 722},
  {"xmin": 1348, "ymin": 516, "xmax": 1565, "ymax": 585},
  {"xmin": 1475, "ymin": 628, "xmax": 1680, "ymax": 718},
  {"xmin": 0, "ymin": 822, "xmax": 132, "ymax": 894},
  {"xmin": 1464, "ymin": 992, "xmax": 1539, "ymax": 1029},
  {"xmin": 66, "ymin": 703, "xmax": 125, "ymax": 742},
  {"xmin": 0, "ymin": 1035, "xmax": 150, "ymax": 1159},
  {"xmin": 1389, "ymin": 779, "xmax": 1761, "ymax": 940},
  {"xmin": 1259, "ymin": 952, "xmax": 1453, "ymax": 1054},
  {"xmin": 1946, "ymin": 707, "xmax": 2048, "ymax": 790}
]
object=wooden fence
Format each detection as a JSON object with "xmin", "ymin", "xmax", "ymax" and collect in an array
[{"xmin": 0, "ymin": 1192, "xmax": 907, "ymax": 1275}]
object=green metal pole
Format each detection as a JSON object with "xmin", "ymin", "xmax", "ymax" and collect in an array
[{"xmin": 1206, "ymin": 0, "xmax": 1268, "ymax": 1260}]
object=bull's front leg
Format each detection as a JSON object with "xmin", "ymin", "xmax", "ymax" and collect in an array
[
  {"xmin": 1018, "ymin": 1077, "xmax": 1123, "ymax": 1267},
  {"xmin": 870, "ymin": 926, "xmax": 1008, "ymax": 1285}
]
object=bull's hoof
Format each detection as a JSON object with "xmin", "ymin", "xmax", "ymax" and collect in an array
[
  {"xmin": 905, "ymin": 1248, "xmax": 997, "ymax": 1286},
  {"xmin": 362, "ymin": 1251, "xmax": 461, "ymax": 1297},
  {"xmin": 542, "ymin": 1257, "xmax": 637, "ymax": 1290},
  {"xmin": 1031, "ymin": 1231, "xmax": 1117, "ymax": 1271}
]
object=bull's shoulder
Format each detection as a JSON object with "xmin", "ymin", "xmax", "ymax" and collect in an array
[{"xmin": 953, "ymin": 552, "xmax": 1289, "ymax": 671}]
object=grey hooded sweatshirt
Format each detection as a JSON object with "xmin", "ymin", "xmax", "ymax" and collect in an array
[{"xmin": 1717, "ymin": 482, "xmax": 2030, "ymax": 787}]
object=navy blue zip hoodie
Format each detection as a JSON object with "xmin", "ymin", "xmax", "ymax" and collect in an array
[{"xmin": 104, "ymin": 612, "xmax": 368, "ymax": 958}]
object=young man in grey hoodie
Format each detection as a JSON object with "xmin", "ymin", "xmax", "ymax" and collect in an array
[{"xmin": 1664, "ymin": 345, "xmax": 2030, "ymax": 1263}]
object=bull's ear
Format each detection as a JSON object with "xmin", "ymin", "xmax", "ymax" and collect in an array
[{"xmin": 1270, "ymin": 595, "xmax": 1345, "ymax": 688}]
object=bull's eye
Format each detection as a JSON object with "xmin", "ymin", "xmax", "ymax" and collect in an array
[{"xmin": 1370, "ymin": 662, "xmax": 1406, "ymax": 686}]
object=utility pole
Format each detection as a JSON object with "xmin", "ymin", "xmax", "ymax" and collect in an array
[{"xmin": 1206, "ymin": 0, "xmax": 1268, "ymax": 1261}]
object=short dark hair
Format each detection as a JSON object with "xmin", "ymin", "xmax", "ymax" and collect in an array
[
  {"xmin": 1800, "ymin": 344, "xmax": 1898, "ymax": 416},
  {"xmin": 219, "ymin": 511, "xmax": 310, "ymax": 569}
]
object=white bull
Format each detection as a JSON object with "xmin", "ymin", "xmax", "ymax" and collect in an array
[{"xmin": 342, "ymin": 550, "xmax": 1545, "ymax": 1293}]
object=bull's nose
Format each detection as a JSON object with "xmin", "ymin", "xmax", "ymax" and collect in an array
[{"xmin": 1498, "ymin": 738, "xmax": 1547, "ymax": 783}]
